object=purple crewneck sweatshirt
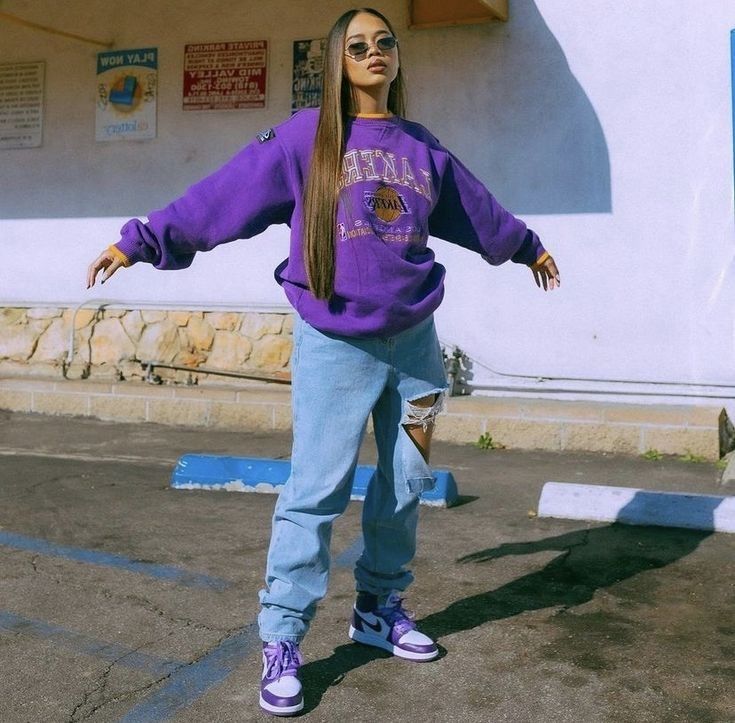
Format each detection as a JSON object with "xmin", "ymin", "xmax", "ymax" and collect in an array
[{"xmin": 115, "ymin": 109, "xmax": 546, "ymax": 337}]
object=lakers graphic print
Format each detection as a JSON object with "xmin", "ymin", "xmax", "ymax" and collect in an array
[
  {"xmin": 337, "ymin": 147, "xmax": 431, "ymax": 246},
  {"xmin": 363, "ymin": 185, "xmax": 409, "ymax": 222}
]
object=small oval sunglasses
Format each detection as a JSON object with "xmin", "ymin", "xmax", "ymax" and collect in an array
[{"xmin": 344, "ymin": 36, "xmax": 398, "ymax": 61}]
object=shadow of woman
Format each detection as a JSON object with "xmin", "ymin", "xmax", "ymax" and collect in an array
[
  {"xmin": 408, "ymin": 0, "xmax": 611, "ymax": 214},
  {"xmin": 420, "ymin": 522, "xmax": 712, "ymax": 643},
  {"xmin": 300, "ymin": 492, "xmax": 719, "ymax": 710},
  {"xmin": 298, "ymin": 639, "xmax": 392, "ymax": 713},
  {"xmin": 418, "ymin": 489, "xmax": 723, "ymax": 641}
]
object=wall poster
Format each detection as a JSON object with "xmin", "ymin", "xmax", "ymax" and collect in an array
[
  {"xmin": 292, "ymin": 39, "xmax": 325, "ymax": 113},
  {"xmin": 0, "ymin": 61, "xmax": 44, "ymax": 150},
  {"xmin": 183, "ymin": 40, "xmax": 267, "ymax": 110},
  {"xmin": 96, "ymin": 48, "xmax": 157, "ymax": 142}
]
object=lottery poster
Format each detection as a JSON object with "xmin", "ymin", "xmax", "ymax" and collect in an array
[
  {"xmin": 183, "ymin": 40, "xmax": 267, "ymax": 111},
  {"xmin": 292, "ymin": 39, "xmax": 325, "ymax": 113},
  {"xmin": 0, "ymin": 61, "xmax": 45, "ymax": 149},
  {"xmin": 95, "ymin": 48, "xmax": 157, "ymax": 142}
]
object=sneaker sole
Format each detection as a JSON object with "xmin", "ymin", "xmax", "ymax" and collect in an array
[
  {"xmin": 348, "ymin": 625, "xmax": 438, "ymax": 661},
  {"xmin": 259, "ymin": 695, "xmax": 304, "ymax": 716}
]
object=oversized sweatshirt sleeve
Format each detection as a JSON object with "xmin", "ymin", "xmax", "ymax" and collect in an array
[
  {"xmin": 114, "ymin": 134, "xmax": 295, "ymax": 269},
  {"xmin": 428, "ymin": 149, "xmax": 546, "ymax": 267}
]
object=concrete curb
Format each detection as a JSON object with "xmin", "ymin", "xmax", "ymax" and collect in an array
[
  {"xmin": 538, "ymin": 481, "xmax": 735, "ymax": 533},
  {"xmin": 1, "ymin": 377, "xmax": 729, "ymax": 460},
  {"xmin": 170, "ymin": 454, "xmax": 459, "ymax": 507},
  {"xmin": 721, "ymin": 453, "xmax": 735, "ymax": 485}
]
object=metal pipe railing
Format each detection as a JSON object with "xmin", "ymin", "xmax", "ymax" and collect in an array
[
  {"xmin": 63, "ymin": 299, "xmax": 116, "ymax": 379},
  {"xmin": 142, "ymin": 361, "xmax": 290, "ymax": 385}
]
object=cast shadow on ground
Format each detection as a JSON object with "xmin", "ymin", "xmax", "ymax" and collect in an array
[
  {"xmin": 424, "ymin": 522, "xmax": 712, "ymax": 641},
  {"xmin": 298, "ymin": 640, "xmax": 391, "ymax": 713},
  {"xmin": 421, "ymin": 490, "xmax": 721, "ymax": 640},
  {"xmin": 301, "ymin": 492, "xmax": 717, "ymax": 710},
  {"xmin": 410, "ymin": 0, "xmax": 611, "ymax": 215}
]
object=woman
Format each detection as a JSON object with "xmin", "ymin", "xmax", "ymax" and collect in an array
[{"xmin": 87, "ymin": 7, "xmax": 560, "ymax": 717}]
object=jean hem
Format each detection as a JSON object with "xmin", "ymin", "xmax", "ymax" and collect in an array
[
  {"xmin": 260, "ymin": 632, "xmax": 305, "ymax": 644},
  {"xmin": 406, "ymin": 475, "xmax": 436, "ymax": 494},
  {"xmin": 354, "ymin": 583, "xmax": 410, "ymax": 598}
]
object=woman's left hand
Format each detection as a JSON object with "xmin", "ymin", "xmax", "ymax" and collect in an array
[{"xmin": 531, "ymin": 254, "xmax": 560, "ymax": 291}]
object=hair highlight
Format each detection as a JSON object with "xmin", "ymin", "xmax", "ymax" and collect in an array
[{"xmin": 303, "ymin": 8, "xmax": 405, "ymax": 300}]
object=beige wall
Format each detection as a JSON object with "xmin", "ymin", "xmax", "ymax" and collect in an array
[{"xmin": 1, "ymin": 1, "xmax": 734, "ymax": 400}]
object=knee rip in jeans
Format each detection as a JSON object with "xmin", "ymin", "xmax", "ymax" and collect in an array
[{"xmin": 400, "ymin": 392, "xmax": 445, "ymax": 432}]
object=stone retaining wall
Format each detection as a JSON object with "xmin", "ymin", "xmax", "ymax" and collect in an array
[
  {"xmin": 1, "ymin": 306, "xmax": 731, "ymax": 461},
  {"xmin": 0, "ymin": 306, "xmax": 293, "ymax": 383}
]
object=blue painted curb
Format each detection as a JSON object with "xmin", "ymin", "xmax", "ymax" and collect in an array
[{"xmin": 170, "ymin": 454, "xmax": 458, "ymax": 507}]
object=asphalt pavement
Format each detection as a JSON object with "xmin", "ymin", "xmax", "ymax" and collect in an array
[{"xmin": 1, "ymin": 409, "xmax": 733, "ymax": 722}]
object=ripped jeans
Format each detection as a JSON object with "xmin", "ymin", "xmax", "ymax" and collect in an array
[{"xmin": 258, "ymin": 314, "xmax": 447, "ymax": 642}]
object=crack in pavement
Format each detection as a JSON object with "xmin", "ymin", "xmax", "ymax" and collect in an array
[
  {"xmin": 67, "ymin": 625, "xmax": 249, "ymax": 721},
  {"xmin": 68, "ymin": 656, "xmax": 117, "ymax": 722},
  {"xmin": 117, "ymin": 625, "xmax": 257, "ymax": 722},
  {"xmin": 121, "ymin": 594, "xmax": 237, "ymax": 634},
  {"xmin": 67, "ymin": 635, "xmax": 186, "ymax": 722},
  {"xmin": 3, "ymin": 473, "xmax": 71, "ymax": 497},
  {"xmin": 24, "ymin": 553, "xmax": 63, "ymax": 585}
]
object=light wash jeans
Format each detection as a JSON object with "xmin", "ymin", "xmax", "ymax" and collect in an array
[{"xmin": 258, "ymin": 314, "xmax": 448, "ymax": 643}]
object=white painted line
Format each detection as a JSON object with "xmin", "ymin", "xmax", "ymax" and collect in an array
[
  {"xmin": 0, "ymin": 448, "xmax": 176, "ymax": 467},
  {"xmin": 538, "ymin": 482, "xmax": 735, "ymax": 533}
]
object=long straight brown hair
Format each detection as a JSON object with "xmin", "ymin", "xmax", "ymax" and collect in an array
[{"xmin": 303, "ymin": 7, "xmax": 406, "ymax": 300}]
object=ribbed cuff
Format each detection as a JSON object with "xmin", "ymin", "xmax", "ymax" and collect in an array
[
  {"xmin": 511, "ymin": 229, "xmax": 546, "ymax": 267},
  {"xmin": 107, "ymin": 244, "xmax": 131, "ymax": 267},
  {"xmin": 531, "ymin": 250, "xmax": 551, "ymax": 271}
]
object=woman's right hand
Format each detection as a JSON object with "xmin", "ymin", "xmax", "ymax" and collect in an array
[
  {"xmin": 86, "ymin": 247, "xmax": 127, "ymax": 289},
  {"xmin": 531, "ymin": 253, "xmax": 560, "ymax": 291}
]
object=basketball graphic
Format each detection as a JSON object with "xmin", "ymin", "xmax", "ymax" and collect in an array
[
  {"xmin": 109, "ymin": 74, "xmax": 142, "ymax": 113},
  {"xmin": 363, "ymin": 186, "xmax": 409, "ymax": 223}
]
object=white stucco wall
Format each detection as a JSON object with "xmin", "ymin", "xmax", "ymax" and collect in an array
[{"xmin": 1, "ymin": 1, "xmax": 734, "ymax": 394}]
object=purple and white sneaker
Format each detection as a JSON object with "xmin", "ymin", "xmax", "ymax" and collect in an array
[
  {"xmin": 259, "ymin": 641, "xmax": 304, "ymax": 716},
  {"xmin": 348, "ymin": 592, "xmax": 438, "ymax": 661}
]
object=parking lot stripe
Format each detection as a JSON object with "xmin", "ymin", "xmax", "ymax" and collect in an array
[
  {"xmin": 0, "ymin": 531, "xmax": 232, "ymax": 590},
  {"xmin": 0, "ymin": 611, "xmax": 183, "ymax": 677},
  {"xmin": 118, "ymin": 533, "xmax": 366, "ymax": 718},
  {"xmin": 119, "ymin": 624, "xmax": 260, "ymax": 722},
  {"xmin": 0, "ymin": 448, "xmax": 176, "ymax": 466}
]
